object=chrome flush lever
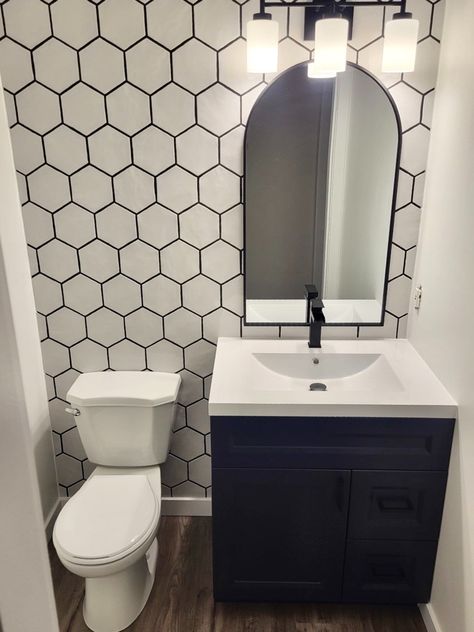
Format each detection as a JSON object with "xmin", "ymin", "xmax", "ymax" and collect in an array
[{"xmin": 65, "ymin": 407, "xmax": 80, "ymax": 416}]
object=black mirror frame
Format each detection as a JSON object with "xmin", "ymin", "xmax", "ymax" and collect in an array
[{"xmin": 242, "ymin": 61, "xmax": 403, "ymax": 328}]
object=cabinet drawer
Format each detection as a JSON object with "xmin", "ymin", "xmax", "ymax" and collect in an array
[
  {"xmin": 348, "ymin": 470, "xmax": 448, "ymax": 541},
  {"xmin": 211, "ymin": 416, "xmax": 454, "ymax": 471},
  {"xmin": 343, "ymin": 540, "xmax": 437, "ymax": 604}
]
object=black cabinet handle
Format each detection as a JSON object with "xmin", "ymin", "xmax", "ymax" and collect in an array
[
  {"xmin": 377, "ymin": 495, "xmax": 413, "ymax": 512},
  {"xmin": 370, "ymin": 562, "xmax": 406, "ymax": 579}
]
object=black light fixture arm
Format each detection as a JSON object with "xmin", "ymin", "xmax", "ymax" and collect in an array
[
  {"xmin": 255, "ymin": 0, "xmax": 411, "ymax": 34},
  {"xmin": 259, "ymin": 0, "xmax": 407, "ymax": 10}
]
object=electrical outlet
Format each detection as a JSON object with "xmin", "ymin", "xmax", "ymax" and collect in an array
[{"xmin": 414, "ymin": 285, "xmax": 422, "ymax": 310}]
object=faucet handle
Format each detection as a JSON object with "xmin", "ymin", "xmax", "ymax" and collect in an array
[
  {"xmin": 311, "ymin": 302, "xmax": 325, "ymax": 320},
  {"xmin": 304, "ymin": 284, "xmax": 319, "ymax": 299},
  {"xmin": 311, "ymin": 296, "xmax": 325, "ymax": 311}
]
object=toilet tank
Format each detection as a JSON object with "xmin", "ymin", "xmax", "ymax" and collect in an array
[{"xmin": 67, "ymin": 372, "xmax": 181, "ymax": 467}]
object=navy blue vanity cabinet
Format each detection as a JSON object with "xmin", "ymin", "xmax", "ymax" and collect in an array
[{"xmin": 211, "ymin": 416, "xmax": 454, "ymax": 605}]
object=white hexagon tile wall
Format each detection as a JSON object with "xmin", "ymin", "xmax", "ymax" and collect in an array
[{"xmin": 0, "ymin": 0, "xmax": 444, "ymax": 497}]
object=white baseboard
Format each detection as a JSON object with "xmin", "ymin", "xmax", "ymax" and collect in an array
[
  {"xmin": 52, "ymin": 495, "xmax": 211, "ymax": 519},
  {"xmin": 161, "ymin": 497, "xmax": 211, "ymax": 516},
  {"xmin": 419, "ymin": 603, "xmax": 443, "ymax": 632},
  {"xmin": 44, "ymin": 498, "xmax": 62, "ymax": 541}
]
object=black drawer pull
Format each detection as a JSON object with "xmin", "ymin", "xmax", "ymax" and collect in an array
[
  {"xmin": 377, "ymin": 496, "xmax": 413, "ymax": 512},
  {"xmin": 370, "ymin": 563, "xmax": 405, "ymax": 579}
]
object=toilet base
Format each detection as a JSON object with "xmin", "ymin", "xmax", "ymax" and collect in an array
[{"xmin": 83, "ymin": 538, "xmax": 158, "ymax": 632}]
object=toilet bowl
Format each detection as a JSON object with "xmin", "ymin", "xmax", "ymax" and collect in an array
[
  {"xmin": 54, "ymin": 466, "xmax": 162, "ymax": 632},
  {"xmin": 52, "ymin": 371, "xmax": 181, "ymax": 632}
]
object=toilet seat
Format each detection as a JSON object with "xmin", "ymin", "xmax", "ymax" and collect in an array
[{"xmin": 53, "ymin": 474, "xmax": 159, "ymax": 566}]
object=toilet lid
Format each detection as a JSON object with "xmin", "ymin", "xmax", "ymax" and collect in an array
[
  {"xmin": 68, "ymin": 371, "xmax": 181, "ymax": 407},
  {"xmin": 54, "ymin": 475, "xmax": 158, "ymax": 561}
]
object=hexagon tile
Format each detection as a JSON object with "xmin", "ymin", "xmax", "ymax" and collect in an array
[{"xmin": 0, "ymin": 0, "xmax": 444, "ymax": 497}]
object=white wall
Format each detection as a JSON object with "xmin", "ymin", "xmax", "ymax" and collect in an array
[
  {"xmin": 0, "ymin": 80, "xmax": 58, "ymax": 525},
  {"xmin": 325, "ymin": 68, "xmax": 398, "ymax": 304},
  {"xmin": 341, "ymin": 71, "xmax": 398, "ymax": 304},
  {"xmin": 408, "ymin": 1, "xmax": 474, "ymax": 631},
  {"xmin": 0, "ymin": 78, "xmax": 59, "ymax": 630},
  {"xmin": 324, "ymin": 68, "xmax": 352, "ymax": 298}
]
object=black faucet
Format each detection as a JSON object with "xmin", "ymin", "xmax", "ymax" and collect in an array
[{"xmin": 305, "ymin": 284, "xmax": 325, "ymax": 348}]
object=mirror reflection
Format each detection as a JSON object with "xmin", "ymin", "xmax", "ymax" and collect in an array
[{"xmin": 244, "ymin": 63, "xmax": 400, "ymax": 326}]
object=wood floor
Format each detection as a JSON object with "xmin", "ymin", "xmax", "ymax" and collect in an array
[{"xmin": 50, "ymin": 516, "xmax": 428, "ymax": 632}]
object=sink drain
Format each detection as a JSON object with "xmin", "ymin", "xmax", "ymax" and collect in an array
[{"xmin": 309, "ymin": 382, "xmax": 327, "ymax": 392}]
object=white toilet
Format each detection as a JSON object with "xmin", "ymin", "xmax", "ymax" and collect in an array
[{"xmin": 53, "ymin": 371, "xmax": 181, "ymax": 632}]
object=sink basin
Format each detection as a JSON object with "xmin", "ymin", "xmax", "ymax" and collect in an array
[
  {"xmin": 209, "ymin": 338, "xmax": 456, "ymax": 418},
  {"xmin": 252, "ymin": 352, "xmax": 403, "ymax": 392},
  {"xmin": 254, "ymin": 352, "xmax": 379, "ymax": 379}
]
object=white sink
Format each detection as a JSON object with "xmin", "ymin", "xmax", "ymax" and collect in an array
[
  {"xmin": 252, "ymin": 352, "xmax": 403, "ymax": 392},
  {"xmin": 209, "ymin": 338, "xmax": 456, "ymax": 418}
]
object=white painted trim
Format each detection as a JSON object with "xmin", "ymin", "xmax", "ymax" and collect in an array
[
  {"xmin": 419, "ymin": 604, "xmax": 443, "ymax": 632},
  {"xmin": 0, "ymin": 74, "xmax": 59, "ymax": 632},
  {"xmin": 44, "ymin": 498, "xmax": 62, "ymax": 542},
  {"xmin": 56, "ymin": 495, "xmax": 212, "ymax": 518},
  {"xmin": 162, "ymin": 497, "xmax": 211, "ymax": 516}
]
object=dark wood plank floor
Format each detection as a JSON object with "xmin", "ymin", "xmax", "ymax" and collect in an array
[{"xmin": 50, "ymin": 517, "xmax": 427, "ymax": 632}]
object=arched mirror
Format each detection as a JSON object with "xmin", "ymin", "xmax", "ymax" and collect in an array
[{"xmin": 244, "ymin": 62, "xmax": 401, "ymax": 326}]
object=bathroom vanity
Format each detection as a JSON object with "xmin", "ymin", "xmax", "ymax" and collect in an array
[
  {"xmin": 209, "ymin": 339, "xmax": 456, "ymax": 604},
  {"xmin": 209, "ymin": 50, "xmax": 456, "ymax": 608}
]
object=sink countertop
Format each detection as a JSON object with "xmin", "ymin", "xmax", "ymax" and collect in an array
[{"xmin": 208, "ymin": 338, "xmax": 457, "ymax": 418}]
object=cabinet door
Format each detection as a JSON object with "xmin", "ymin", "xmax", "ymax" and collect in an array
[{"xmin": 212, "ymin": 468, "xmax": 350, "ymax": 602}]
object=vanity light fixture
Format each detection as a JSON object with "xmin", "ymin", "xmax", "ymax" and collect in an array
[
  {"xmin": 246, "ymin": 0, "xmax": 418, "ymax": 77},
  {"xmin": 382, "ymin": 12, "xmax": 419, "ymax": 73},
  {"xmin": 247, "ymin": 10, "xmax": 279, "ymax": 73},
  {"xmin": 311, "ymin": 14, "xmax": 349, "ymax": 77},
  {"xmin": 307, "ymin": 61, "xmax": 336, "ymax": 79}
]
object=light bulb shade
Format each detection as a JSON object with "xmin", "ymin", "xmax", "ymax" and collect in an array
[
  {"xmin": 307, "ymin": 61, "xmax": 336, "ymax": 79},
  {"xmin": 382, "ymin": 16, "xmax": 419, "ymax": 73},
  {"xmin": 247, "ymin": 18, "xmax": 279, "ymax": 73},
  {"xmin": 313, "ymin": 17, "xmax": 349, "ymax": 74}
]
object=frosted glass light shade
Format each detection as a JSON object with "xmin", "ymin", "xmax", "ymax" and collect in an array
[
  {"xmin": 382, "ymin": 16, "xmax": 419, "ymax": 73},
  {"xmin": 247, "ymin": 18, "xmax": 279, "ymax": 73},
  {"xmin": 313, "ymin": 17, "xmax": 349, "ymax": 74},
  {"xmin": 307, "ymin": 61, "xmax": 336, "ymax": 79}
]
